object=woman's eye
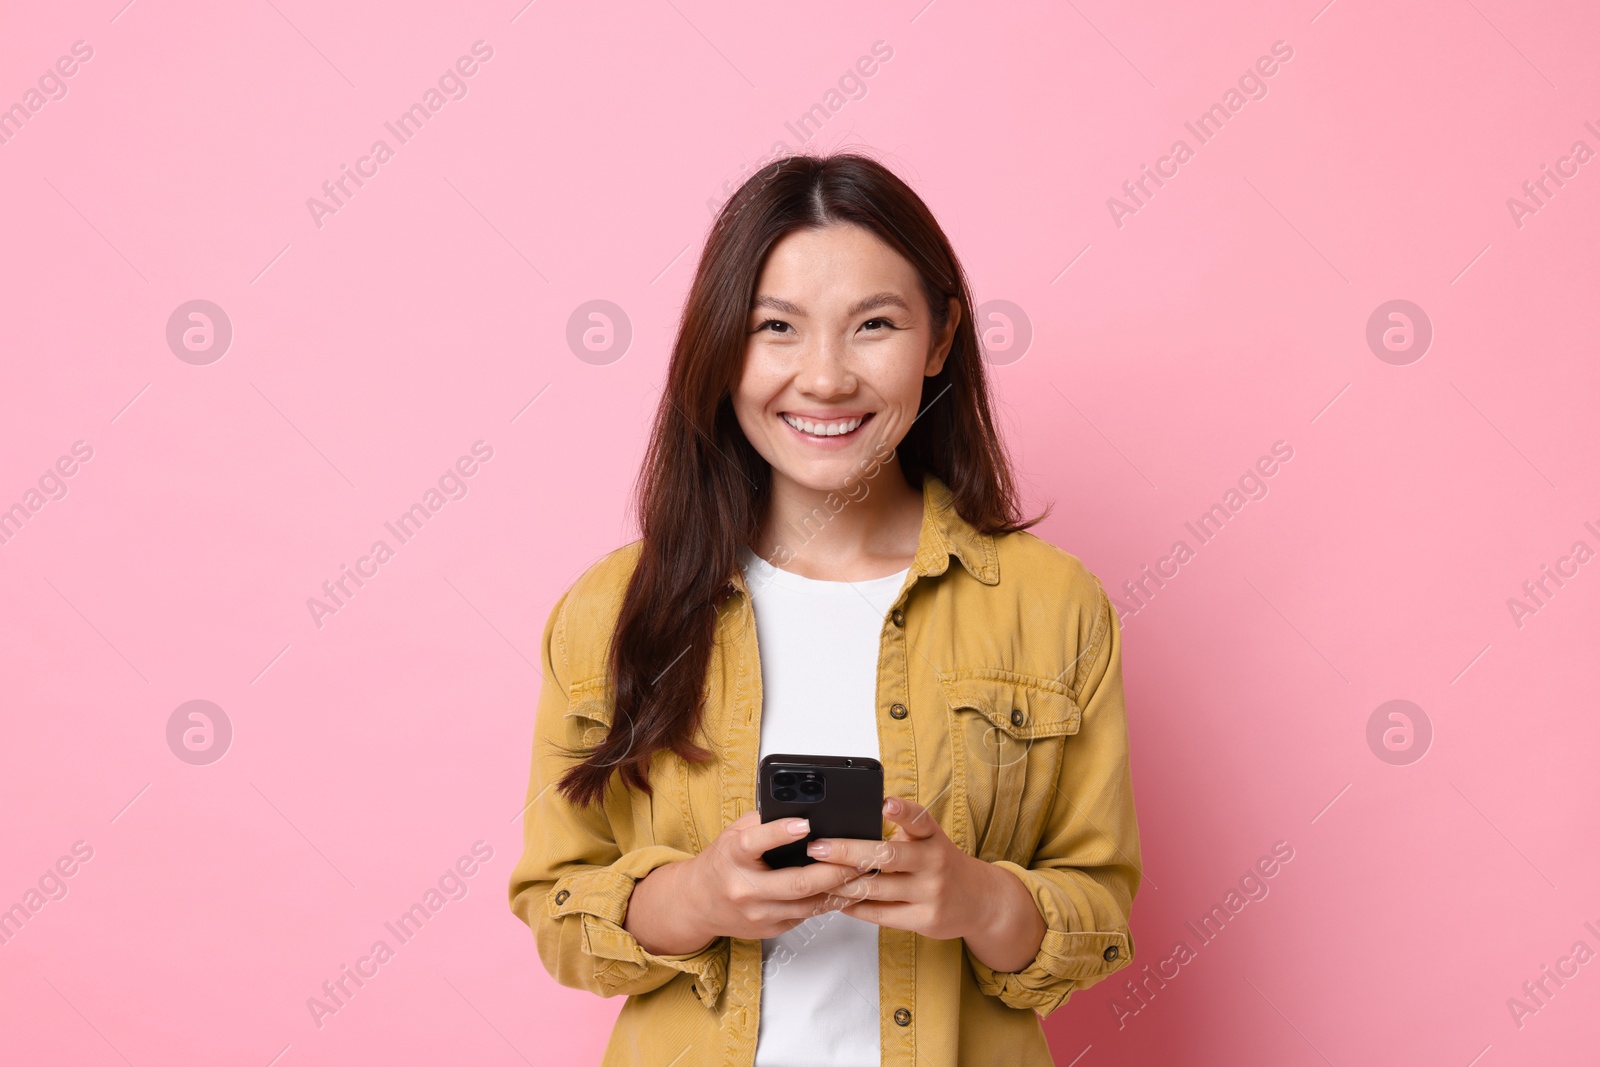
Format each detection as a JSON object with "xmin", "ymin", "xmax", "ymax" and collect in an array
[
  {"xmin": 861, "ymin": 317, "xmax": 897, "ymax": 332},
  {"xmin": 756, "ymin": 319, "xmax": 792, "ymax": 335}
]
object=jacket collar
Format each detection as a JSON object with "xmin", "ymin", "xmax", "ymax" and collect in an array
[
  {"xmin": 729, "ymin": 473, "xmax": 1000, "ymax": 593},
  {"xmin": 913, "ymin": 474, "xmax": 1001, "ymax": 585}
]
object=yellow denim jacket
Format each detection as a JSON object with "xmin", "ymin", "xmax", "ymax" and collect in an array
[{"xmin": 508, "ymin": 475, "xmax": 1141, "ymax": 1066}]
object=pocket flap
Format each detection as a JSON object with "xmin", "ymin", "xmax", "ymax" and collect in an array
[
  {"xmin": 936, "ymin": 669, "xmax": 1081, "ymax": 738},
  {"xmin": 564, "ymin": 675, "xmax": 613, "ymax": 733}
]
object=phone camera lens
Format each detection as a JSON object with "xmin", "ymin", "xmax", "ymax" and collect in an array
[
  {"xmin": 799, "ymin": 780, "xmax": 822, "ymax": 796},
  {"xmin": 774, "ymin": 787, "xmax": 798, "ymax": 801},
  {"xmin": 773, "ymin": 772, "xmax": 796, "ymax": 786}
]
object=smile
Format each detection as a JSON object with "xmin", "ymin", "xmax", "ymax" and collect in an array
[{"xmin": 780, "ymin": 412, "xmax": 870, "ymax": 438}]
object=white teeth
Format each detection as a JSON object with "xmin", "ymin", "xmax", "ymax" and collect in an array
[{"xmin": 782, "ymin": 414, "xmax": 864, "ymax": 437}]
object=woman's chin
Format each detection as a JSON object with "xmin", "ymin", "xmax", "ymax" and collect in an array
[{"xmin": 769, "ymin": 460, "xmax": 872, "ymax": 496}]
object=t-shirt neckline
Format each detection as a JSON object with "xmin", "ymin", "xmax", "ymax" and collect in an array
[{"xmin": 740, "ymin": 547, "xmax": 910, "ymax": 597}]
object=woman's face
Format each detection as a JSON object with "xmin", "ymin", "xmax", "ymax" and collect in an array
[{"xmin": 733, "ymin": 223, "xmax": 959, "ymax": 495}]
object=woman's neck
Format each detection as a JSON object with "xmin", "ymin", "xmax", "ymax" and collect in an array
[{"xmin": 753, "ymin": 460, "xmax": 926, "ymax": 581}]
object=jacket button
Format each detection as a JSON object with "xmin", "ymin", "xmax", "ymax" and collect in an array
[
  {"xmin": 1010, "ymin": 708, "xmax": 1025, "ymax": 727},
  {"xmin": 889, "ymin": 703, "xmax": 908, "ymax": 720},
  {"xmin": 891, "ymin": 609, "xmax": 905, "ymax": 627},
  {"xmin": 893, "ymin": 1007, "xmax": 911, "ymax": 1026},
  {"xmin": 554, "ymin": 889, "xmax": 570, "ymax": 905},
  {"xmin": 1103, "ymin": 944, "xmax": 1119, "ymax": 962}
]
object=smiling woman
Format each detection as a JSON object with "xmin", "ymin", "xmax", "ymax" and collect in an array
[
  {"xmin": 508, "ymin": 153, "xmax": 1142, "ymax": 1067},
  {"xmin": 731, "ymin": 223, "xmax": 962, "ymax": 580}
]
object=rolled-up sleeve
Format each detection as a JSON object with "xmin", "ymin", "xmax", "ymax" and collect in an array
[
  {"xmin": 967, "ymin": 582, "xmax": 1142, "ymax": 1016},
  {"xmin": 507, "ymin": 589, "xmax": 729, "ymax": 1008}
]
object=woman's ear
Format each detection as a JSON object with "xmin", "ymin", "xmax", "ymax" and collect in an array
[{"xmin": 925, "ymin": 297, "xmax": 961, "ymax": 377}]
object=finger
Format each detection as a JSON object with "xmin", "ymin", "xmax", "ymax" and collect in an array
[
  {"xmin": 806, "ymin": 836, "xmax": 913, "ymax": 872},
  {"xmin": 754, "ymin": 910, "xmax": 821, "ymax": 939},
  {"xmin": 754, "ymin": 892, "xmax": 853, "ymax": 930},
  {"xmin": 830, "ymin": 872, "xmax": 916, "ymax": 905},
  {"xmin": 839, "ymin": 899, "xmax": 918, "ymax": 931},
  {"xmin": 754, "ymin": 859, "xmax": 860, "ymax": 901},
  {"xmin": 883, "ymin": 796, "xmax": 941, "ymax": 841},
  {"xmin": 732, "ymin": 816, "xmax": 814, "ymax": 861},
  {"xmin": 788, "ymin": 891, "xmax": 854, "ymax": 919}
]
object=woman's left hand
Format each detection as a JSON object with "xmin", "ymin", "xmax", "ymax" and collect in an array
[{"xmin": 805, "ymin": 796, "xmax": 1045, "ymax": 971}]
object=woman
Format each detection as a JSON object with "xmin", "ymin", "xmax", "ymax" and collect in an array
[{"xmin": 509, "ymin": 153, "xmax": 1141, "ymax": 1066}]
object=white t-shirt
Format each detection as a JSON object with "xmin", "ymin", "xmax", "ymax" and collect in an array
[{"xmin": 743, "ymin": 548, "xmax": 909, "ymax": 1067}]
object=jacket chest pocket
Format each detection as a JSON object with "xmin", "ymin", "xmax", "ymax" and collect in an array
[{"xmin": 937, "ymin": 670, "xmax": 1081, "ymax": 864}]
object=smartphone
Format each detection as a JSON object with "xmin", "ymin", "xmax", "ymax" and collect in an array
[{"xmin": 757, "ymin": 753, "xmax": 884, "ymax": 869}]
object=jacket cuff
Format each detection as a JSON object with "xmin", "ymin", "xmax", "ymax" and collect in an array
[
  {"xmin": 966, "ymin": 861, "xmax": 1133, "ymax": 1016},
  {"xmin": 546, "ymin": 847, "xmax": 729, "ymax": 1008}
]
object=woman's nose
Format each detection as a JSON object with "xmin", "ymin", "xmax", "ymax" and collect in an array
[{"xmin": 794, "ymin": 337, "xmax": 856, "ymax": 397}]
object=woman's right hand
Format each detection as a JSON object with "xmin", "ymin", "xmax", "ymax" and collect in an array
[{"xmin": 626, "ymin": 810, "xmax": 862, "ymax": 955}]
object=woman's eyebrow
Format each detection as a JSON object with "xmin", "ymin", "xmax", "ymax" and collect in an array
[
  {"xmin": 847, "ymin": 292, "xmax": 912, "ymax": 317},
  {"xmin": 751, "ymin": 295, "xmax": 805, "ymax": 315},
  {"xmin": 750, "ymin": 291, "xmax": 912, "ymax": 317}
]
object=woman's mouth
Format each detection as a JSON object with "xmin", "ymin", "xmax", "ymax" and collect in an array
[{"xmin": 779, "ymin": 412, "xmax": 872, "ymax": 439}]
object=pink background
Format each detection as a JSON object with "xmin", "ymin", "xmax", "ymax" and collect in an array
[{"xmin": 4, "ymin": 1, "xmax": 1598, "ymax": 1063}]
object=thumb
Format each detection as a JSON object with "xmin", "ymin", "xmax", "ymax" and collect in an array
[{"xmin": 884, "ymin": 796, "xmax": 941, "ymax": 841}]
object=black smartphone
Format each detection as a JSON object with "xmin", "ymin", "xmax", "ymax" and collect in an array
[{"xmin": 757, "ymin": 753, "xmax": 884, "ymax": 868}]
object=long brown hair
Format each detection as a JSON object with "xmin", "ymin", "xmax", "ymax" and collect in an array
[{"xmin": 558, "ymin": 152, "xmax": 1040, "ymax": 805}]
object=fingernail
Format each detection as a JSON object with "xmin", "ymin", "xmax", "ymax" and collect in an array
[
  {"xmin": 806, "ymin": 841, "xmax": 830, "ymax": 858},
  {"xmin": 787, "ymin": 819, "xmax": 810, "ymax": 835},
  {"xmin": 884, "ymin": 797, "xmax": 901, "ymax": 815}
]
